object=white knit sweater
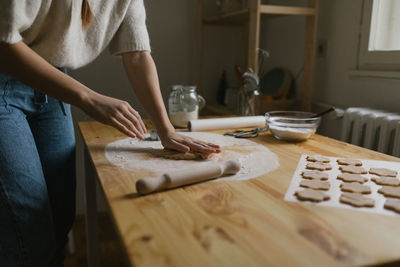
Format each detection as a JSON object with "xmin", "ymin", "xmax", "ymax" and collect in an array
[{"xmin": 0, "ymin": 0, "xmax": 151, "ymax": 69}]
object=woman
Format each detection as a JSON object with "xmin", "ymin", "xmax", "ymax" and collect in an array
[{"xmin": 0, "ymin": 0, "xmax": 220, "ymax": 265}]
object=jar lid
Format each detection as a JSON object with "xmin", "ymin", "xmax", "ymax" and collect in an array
[
  {"xmin": 171, "ymin": 85, "xmax": 183, "ymax": 90},
  {"xmin": 183, "ymin": 86, "xmax": 197, "ymax": 92}
]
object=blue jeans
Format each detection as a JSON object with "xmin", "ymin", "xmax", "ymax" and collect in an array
[{"xmin": 0, "ymin": 69, "xmax": 76, "ymax": 266}]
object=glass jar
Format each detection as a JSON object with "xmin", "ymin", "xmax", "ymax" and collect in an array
[
  {"xmin": 168, "ymin": 85, "xmax": 183, "ymax": 114},
  {"xmin": 238, "ymin": 71, "xmax": 260, "ymax": 116},
  {"xmin": 168, "ymin": 85, "xmax": 205, "ymax": 128}
]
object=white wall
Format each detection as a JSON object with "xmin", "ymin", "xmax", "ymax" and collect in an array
[{"xmin": 313, "ymin": 0, "xmax": 400, "ymax": 139}]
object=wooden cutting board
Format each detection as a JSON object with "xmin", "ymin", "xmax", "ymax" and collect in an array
[{"xmin": 79, "ymin": 121, "xmax": 400, "ymax": 267}]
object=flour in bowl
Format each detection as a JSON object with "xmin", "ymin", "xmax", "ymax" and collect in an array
[{"xmin": 269, "ymin": 126, "xmax": 315, "ymax": 141}]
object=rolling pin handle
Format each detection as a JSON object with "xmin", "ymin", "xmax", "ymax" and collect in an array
[
  {"xmin": 136, "ymin": 175, "xmax": 169, "ymax": 195},
  {"xmin": 222, "ymin": 160, "xmax": 241, "ymax": 175}
]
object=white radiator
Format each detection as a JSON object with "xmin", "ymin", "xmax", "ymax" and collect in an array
[{"xmin": 340, "ymin": 108, "xmax": 400, "ymax": 157}]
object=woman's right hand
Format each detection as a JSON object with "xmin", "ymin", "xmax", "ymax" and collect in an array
[{"xmin": 80, "ymin": 91, "xmax": 147, "ymax": 139}]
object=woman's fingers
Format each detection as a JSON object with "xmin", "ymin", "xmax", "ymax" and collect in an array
[
  {"xmin": 182, "ymin": 136, "xmax": 220, "ymax": 152},
  {"xmin": 117, "ymin": 102, "xmax": 146, "ymax": 136},
  {"xmin": 169, "ymin": 139, "xmax": 190, "ymax": 152},
  {"xmin": 82, "ymin": 92, "xmax": 149, "ymax": 139},
  {"xmin": 206, "ymin": 142, "xmax": 221, "ymax": 149},
  {"xmin": 115, "ymin": 112, "xmax": 145, "ymax": 139},
  {"xmin": 192, "ymin": 139, "xmax": 221, "ymax": 150},
  {"xmin": 120, "ymin": 107, "xmax": 146, "ymax": 137},
  {"xmin": 158, "ymin": 131, "xmax": 221, "ymax": 154},
  {"xmin": 195, "ymin": 141, "xmax": 221, "ymax": 152},
  {"xmin": 179, "ymin": 137, "xmax": 219, "ymax": 153},
  {"xmin": 111, "ymin": 118, "xmax": 137, "ymax": 138},
  {"xmin": 128, "ymin": 106, "xmax": 147, "ymax": 134}
]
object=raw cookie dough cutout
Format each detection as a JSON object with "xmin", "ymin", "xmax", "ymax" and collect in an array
[
  {"xmin": 300, "ymin": 180, "xmax": 330, "ymax": 191},
  {"xmin": 371, "ymin": 177, "xmax": 400, "ymax": 186},
  {"xmin": 337, "ymin": 173, "xmax": 368, "ymax": 183},
  {"xmin": 340, "ymin": 182, "xmax": 371, "ymax": 194},
  {"xmin": 339, "ymin": 166, "xmax": 367, "ymax": 174},
  {"xmin": 340, "ymin": 193, "xmax": 375, "ymax": 208},
  {"xmin": 306, "ymin": 162, "xmax": 332, "ymax": 171},
  {"xmin": 294, "ymin": 189, "xmax": 330, "ymax": 202},
  {"xmin": 378, "ymin": 186, "xmax": 400, "ymax": 198},
  {"xmin": 384, "ymin": 199, "xmax": 400, "ymax": 214},
  {"xmin": 306, "ymin": 155, "xmax": 330, "ymax": 163},
  {"xmin": 337, "ymin": 158, "xmax": 362, "ymax": 166},
  {"xmin": 369, "ymin": 168, "xmax": 398, "ymax": 177},
  {"xmin": 301, "ymin": 171, "xmax": 329, "ymax": 180}
]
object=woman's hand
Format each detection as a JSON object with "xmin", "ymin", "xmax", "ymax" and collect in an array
[
  {"xmin": 158, "ymin": 130, "xmax": 221, "ymax": 154},
  {"xmin": 80, "ymin": 91, "xmax": 147, "ymax": 139},
  {"xmin": 121, "ymin": 51, "xmax": 220, "ymax": 152}
]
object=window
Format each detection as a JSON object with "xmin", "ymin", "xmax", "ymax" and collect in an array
[{"xmin": 358, "ymin": 0, "xmax": 400, "ymax": 71}]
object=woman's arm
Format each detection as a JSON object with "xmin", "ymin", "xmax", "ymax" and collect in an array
[
  {"xmin": 122, "ymin": 51, "xmax": 220, "ymax": 153},
  {"xmin": 0, "ymin": 41, "xmax": 146, "ymax": 139}
]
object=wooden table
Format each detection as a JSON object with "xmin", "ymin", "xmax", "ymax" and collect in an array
[{"xmin": 79, "ymin": 121, "xmax": 400, "ymax": 267}]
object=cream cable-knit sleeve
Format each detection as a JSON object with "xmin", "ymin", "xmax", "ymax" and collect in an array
[
  {"xmin": 109, "ymin": 0, "xmax": 151, "ymax": 55},
  {"xmin": 0, "ymin": 0, "xmax": 41, "ymax": 44}
]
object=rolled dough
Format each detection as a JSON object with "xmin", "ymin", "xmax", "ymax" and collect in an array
[{"xmin": 154, "ymin": 149, "xmax": 213, "ymax": 160}]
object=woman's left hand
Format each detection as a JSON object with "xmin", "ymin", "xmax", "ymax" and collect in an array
[{"xmin": 158, "ymin": 130, "xmax": 221, "ymax": 154}]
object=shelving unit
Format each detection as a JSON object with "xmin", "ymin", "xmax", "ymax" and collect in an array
[
  {"xmin": 197, "ymin": 0, "xmax": 319, "ymax": 113},
  {"xmin": 203, "ymin": 5, "xmax": 315, "ymax": 25}
]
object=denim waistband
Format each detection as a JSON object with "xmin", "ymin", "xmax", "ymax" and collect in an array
[{"xmin": 0, "ymin": 67, "xmax": 68, "ymax": 115}]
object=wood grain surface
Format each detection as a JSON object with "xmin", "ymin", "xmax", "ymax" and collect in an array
[{"xmin": 79, "ymin": 121, "xmax": 400, "ymax": 267}]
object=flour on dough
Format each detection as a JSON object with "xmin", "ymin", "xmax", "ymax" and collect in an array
[{"xmin": 104, "ymin": 132, "xmax": 280, "ymax": 182}]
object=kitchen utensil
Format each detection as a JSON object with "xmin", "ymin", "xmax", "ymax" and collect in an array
[
  {"xmin": 240, "ymin": 69, "xmax": 260, "ymax": 116},
  {"xmin": 257, "ymin": 48, "xmax": 270, "ymax": 77},
  {"xmin": 224, "ymin": 126, "xmax": 269, "ymax": 138},
  {"xmin": 136, "ymin": 160, "xmax": 241, "ymax": 195},
  {"xmin": 312, "ymin": 107, "xmax": 335, "ymax": 118}
]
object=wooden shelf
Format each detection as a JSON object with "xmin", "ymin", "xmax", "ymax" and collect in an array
[
  {"xmin": 198, "ymin": 0, "xmax": 319, "ymax": 111},
  {"xmin": 260, "ymin": 5, "xmax": 315, "ymax": 16},
  {"xmin": 203, "ymin": 5, "xmax": 315, "ymax": 25}
]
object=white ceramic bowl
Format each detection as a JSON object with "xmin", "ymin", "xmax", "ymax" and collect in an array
[{"xmin": 265, "ymin": 111, "xmax": 321, "ymax": 142}]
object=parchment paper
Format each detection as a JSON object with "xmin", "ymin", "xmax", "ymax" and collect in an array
[{"xmin": 284, "ymin": 154, "xmax": 400, "ymax": 217}]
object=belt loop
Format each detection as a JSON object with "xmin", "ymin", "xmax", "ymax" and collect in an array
[
  {"xmin": 33, "ymin": 91, "xmax": 48, "ymax": 105},
  {"xmin": 59, "ymin": 101, "xmax": 67, "ymax": 116}
]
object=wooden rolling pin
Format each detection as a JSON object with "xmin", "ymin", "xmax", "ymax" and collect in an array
[{"xmin": 136, "ymin": 160, "xmax": 241, "ymax": 195}]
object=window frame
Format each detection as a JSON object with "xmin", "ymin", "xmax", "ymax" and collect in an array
[{"xmin": 357, "ymin": 0, "xmax": 400, "ymax": 71}]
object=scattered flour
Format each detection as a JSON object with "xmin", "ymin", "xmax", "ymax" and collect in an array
[{"xmin": 104, "ymin": 132, "xmax": 280, "ymax": 182}]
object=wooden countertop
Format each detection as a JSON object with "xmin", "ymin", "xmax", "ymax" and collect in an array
[{"xmin": 79, "ymin": 121, "xmax": 400, "ymax": 267}]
